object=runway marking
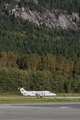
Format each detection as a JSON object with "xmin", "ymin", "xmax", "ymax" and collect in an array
[{"xmin": 60, "ymin": 107, "xmax": 69, "ymax": 108}]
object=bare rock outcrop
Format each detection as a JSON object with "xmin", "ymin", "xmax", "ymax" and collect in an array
[{"xmin": 9, "ymin": 6, "xmax": 80, "ymax": 30}]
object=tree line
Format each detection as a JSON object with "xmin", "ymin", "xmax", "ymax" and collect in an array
[
  {"xmin": 0, "ymin": 67, "xmax": 80, "ymax": 93},
  {"xmin": 0, "ymin": 52, "xmax": 80, "ymax": 75},
  {"xmin": 0, "ymin": 52, "xmax": 80, "ymax": 93}
]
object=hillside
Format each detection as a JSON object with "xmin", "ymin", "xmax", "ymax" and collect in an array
[
  {"xmin": 0, "ymin": 0, "xmax": 80, "ymax": 29},
  {"xmin": 0, "ymin": 0, "xmax": 80, "ymax": 93},
  {"xmin": 0, "ymin": 0, "xmax": 80, "ymax": 59}
]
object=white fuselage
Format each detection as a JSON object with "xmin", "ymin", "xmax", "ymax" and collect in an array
[{"xmin": 20, "ymin": 88, "xmax": 56, "ymax": 97}]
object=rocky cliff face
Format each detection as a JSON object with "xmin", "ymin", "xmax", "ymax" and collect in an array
[{"xmin": 5, "ymin": 2, "xmax": 80, "ymax": 30}]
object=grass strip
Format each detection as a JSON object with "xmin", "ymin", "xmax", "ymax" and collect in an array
[{"xmin": 0, "ymin": 96, "xmax": 80, "ymax": 104}]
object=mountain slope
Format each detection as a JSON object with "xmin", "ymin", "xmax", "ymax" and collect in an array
[
  {"xmin": 0, "ymin": 0, "xmax": 80, "ymax": 29},
  {"xmin": 0, "ymin": 0, "xmax": 80, "ymax": 60}
]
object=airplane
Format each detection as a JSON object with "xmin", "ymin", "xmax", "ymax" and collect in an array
[{"xmin": 19, "ymin": 88, "xmax": 56, "ymax": 98}]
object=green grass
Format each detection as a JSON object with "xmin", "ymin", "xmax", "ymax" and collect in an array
[
  {"xmin": 0, "ymin": 95, "xmax": 80, "ymax": 104},
  {"xmin": 55, "ymin": 93, "xmax": 80, "ymax": 97},
  {"xmin": 0, "ymin": 93, "xmax": 80, "ymax": 104}
]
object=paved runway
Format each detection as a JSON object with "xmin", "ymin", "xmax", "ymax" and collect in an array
[{"xmin": 0, "ymin": 103, "xmax": 80, "ymax": 120}]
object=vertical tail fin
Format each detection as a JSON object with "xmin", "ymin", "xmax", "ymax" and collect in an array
[{"xmin": 19, "ymin": 88, "xmax": 27, "ymax": 96}]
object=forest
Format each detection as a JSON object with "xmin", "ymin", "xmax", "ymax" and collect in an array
[
  {"xmin": 0, "ymin": 0, "xmax": 80, "ymax": 14},
  {"xmin": 0, "ymin": 52, "xmax": 80, "ymax": 93},
  {"xmin": 0, "ymin": 15, "xmax": 80, "ymax": 60},
  {"xmin": 0, "ymin": 0, "xmax": 80, "ymax": 93}
]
